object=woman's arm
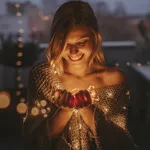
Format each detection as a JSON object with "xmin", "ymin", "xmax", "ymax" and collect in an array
[{"xmin": 47, "ymin": 107, "xmax": 74, "ymax": 137}]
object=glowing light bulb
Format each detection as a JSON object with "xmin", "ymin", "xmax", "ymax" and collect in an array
[
  {"xmin": 31, "ymin": 107, "xmax": 39, "ymax": 116},
  {"xmin": 17, "ymin": 52, "xmax": 23, "ymax": 57},
  {"xmin": 0, "ymin": 92, "xmax": 10, "ymax": 109},
  {"xmin": 16, "ymin": 61, "xmax": 22, "ymax": 66},
  {"xmin": 16, "ymin": 102, "xmax": 27, "ymax": 114},
  {"xmin": 40, "ymin": 100, "xmax": 47, "ymax": 107},
  {"xmin": 16, "ymin": 91, "xmax": 21, "ymax": 96},
  {"xmin": 16, "ymin": 12, "xmax": 22, "ymax": 16}
]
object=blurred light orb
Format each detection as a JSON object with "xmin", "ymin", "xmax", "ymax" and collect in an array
[
  {"xmin": 40, "ymin": 100, "xmax": 47, "ymax": 107},
  {"xmin": 15, "ymin": 4, "xmax": 20, "ymax": 8},
  {"xmin": 115, "ymin": 63, "xmax": 120, "ymax": 67},
  {"xmin": 17, "ymin": 52, "xmax": 23, "ymax": 57},
  {"xmin": 147, "ymin": 61, "xmax": 150, "ymax": 65},
  {"xmin": 18, "ymin": 43, "xmax": 24, "ymax": 48},
  {"xmin": 41, "ymin": 109, "xmax": 46, "ymax": 114},
  {"xmin": 16, "ymin": 76, "xmax": 21, "ymax": 81},
  {"xmin": 20, "ymin": 98, "xmax": 25, "ymax": 103},
  {"xmin": 31, "ymin": 107, "xmax": 39, "ymax": 116},
  {"xmin": 16, "ymin": 102, "xmax": 27, "ymax": 114},
  {"xmin": 19, "ymin": 28, "xmax": 24, "ymax": 33},
  {"xmin": 137, "ymin": 63, "xmax": 142, "ymax": 67},
  {"xmin": 16, "ymin": 61, "xmax": 22, "ymax": 66},
  {"xmin": 16, "ymin": 91, "xmax": 21, "ymax": 96},
  {"xmin": 17, "ymin": 37, "xmax": 23, "ymax": 42},
  {"xmin": 16, "ymin": 12, "xmax": 22, "ymax": 16},
  {"xmin": 18, "ymin": 84, "xmax": 24, "ymax": 88},
  {"xmin": 0, "ymin": 92, "xmax": 10, "ymax": 109},
  {"xmin": 126, "ymin": 62, "xmax": 130, "ymax": 66}
]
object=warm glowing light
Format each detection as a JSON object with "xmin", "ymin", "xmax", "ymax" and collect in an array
[
  {"xmin": 16, "ymin": 61, "xmax": 22, "ymax": 66},
  {"xmin": 0, "ymin": 92, "xmax": 10, "ymax": 109},
  {"xmin": 20, "ymin": 98, "xmax": 25, "ymax": 103},
  {"xmin": 44, "ymin": 16, "xmax": 49, "ymax": 20},
  {"xmin": 17, "ymin": 52, "xmax": 23, "ymax": 57},
  {"xmin": 31, "ymin": 107, "xmax": 39, "ymax": 116},
  {"xmin": 123, "ymin": 106, "xmax": 126, "ymax": 110},
  {"xmin": 115, "ymin": 63, "xmax": 119, "ymax": 67},
  {"xmin": 16, "ymin": 91, "xmax": 21, "ymax": 96},
  {"xmin": 18, "ymin": 43, "xmax": 24, "ymax": 48},
  {"xmin": 41, "ymin": 109, "xmax": 46, "ymax": 114},
  {"xmin": 16, "ymin": 102, "xmax": 27, "ymax": 114},
  {"xmin": 90, "ymin": 90, "xmax": 96, "ymax": 97},
  {"xmin": 18, "ymin": 20, "xmax": 23, "ymax": 24},
  {"xmin": 18, "ymin": 84, "xmax": 24, "ymax": 88},
  {"xmin": 126, "ymin": 62, "xmax": 130, "ymax": 66},
  {"xmin": 17, "ymin": 37, "xmax": 23, "ymax": 42},
  {"xmin": 16, "ymin": 12, "xmax": 22, "ymax": 16},
  {"xmin": 15, "ymin": 4, "xmax": 20, "ymax": 8},
  {"xmin": 40, "ymin": 100, "xmax": 47, "ymax": 107},
  {"xmin": 147, "ymin": 61, "xmax": 150, "ymax": 65},
  {"xmin": 18, "ymin": 28, "xmax": 24, "ymax": 33},
  {"xmin": 44, "ymin": 114, "xmax": 48, "ymax": 118},
  {"xmin": 47, "ymin": 107, "xmax": 51, "ymax": 111},
  {"xmin": 137, "ymin": 63, "xmax": 142, "ymax": 67},
  {"xmin": 16, "ymin": 76, "xmax": 21, "ymax": 81}
]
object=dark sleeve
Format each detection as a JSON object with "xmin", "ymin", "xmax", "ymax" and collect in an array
[
  {"xmin": 23, "ymin": 66, "xmax": 58, "ymax": 150},
  {"xmin": 94, "ymin": 84, "xmax": 139, "ymax": 150}
]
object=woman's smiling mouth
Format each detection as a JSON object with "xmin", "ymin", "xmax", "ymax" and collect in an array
[{"xmin": 69, "ymin": 54, "xmax": 84, "ymax": 61}]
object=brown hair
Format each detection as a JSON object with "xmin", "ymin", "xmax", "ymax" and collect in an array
[{"xmin": 45, "ymin": 1, "xmax": 105, "ymax": 73}]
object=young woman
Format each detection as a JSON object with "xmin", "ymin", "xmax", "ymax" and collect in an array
[{"xmin": 24, "ymin": 1, "xmax": 139, "ymax": 150}]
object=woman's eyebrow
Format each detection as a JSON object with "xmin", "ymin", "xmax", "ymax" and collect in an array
[{"xmin": 76, "ymin": 36, "xmax": 90, "ymax": 41}]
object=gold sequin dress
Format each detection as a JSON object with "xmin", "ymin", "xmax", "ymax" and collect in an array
[{"xmin": 23, "ymin": 62, "xmax": 139, "ymax": 150}]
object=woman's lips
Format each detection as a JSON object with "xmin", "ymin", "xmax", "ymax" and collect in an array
[{"xmin": 69, "ymin": 54, "xmax": 84, "ymax": 61}]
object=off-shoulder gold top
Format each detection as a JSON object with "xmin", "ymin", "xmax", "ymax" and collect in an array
[{"xmin": 23, "ymin": 62, "xmax": 139, "ymax": 150}]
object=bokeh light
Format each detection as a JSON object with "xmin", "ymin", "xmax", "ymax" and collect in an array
[
  {"xmin": 0, "ymin": 92, "xmax": 10, "ymax": 109},
  {"xmin": 16, "ymin": 102, "xmax": 27, "ymax": 114}
]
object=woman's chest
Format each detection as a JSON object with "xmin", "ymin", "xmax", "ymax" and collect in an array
[{"xmin": 60, "ymin": 74, "xmax": 104, "ymax": 92}]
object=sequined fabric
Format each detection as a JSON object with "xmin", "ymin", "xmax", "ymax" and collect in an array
[{"xmin": 23, "ymin": 62, "xmax": 139, "ymax": 150}]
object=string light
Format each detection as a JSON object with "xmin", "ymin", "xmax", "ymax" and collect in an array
[
  {"xmin": 17, "ymin": 52, "xmax": 23, "ymax": 57},
  {"xmin": 17, "ymin": 37, "xmax": 23, "ymax": 42},
  {"xmin": 15, "ymin": 4, "xmax": 20, "ymax": 8},
  {"xmin": 16, "ymin": 102, "xmax": 27, "ymax": 114},
  {"xmin": 16, "ymin": 76, "xmax": 21, "ymax": 81},
  {"xmin": 18, "ymin": 84, "xmax": 24, "ymax": 88},
  {"xmin": 16, "ymin": 12, "xmax": 22, "ymax": 16},
  {"xmin": 18, "ymin": 43, "xmax": 24, "ymax": 48},
  {"xmin": 0, "ymin": 92, "xmax": 10, "ymax": 109},
  {"xmin": 16, "ymin": 61, "xmax": 22, "ymax": 66},
  {"xmin": 18, "ymin": 28, "xmax": 24, "ymax": 33},
  {"xmin": 126, "ymin": 62, "xmax": 130, "ymax": 66},
  {"xmin": 137, "ymin": 63, "xmax": 142, "ymax": 67},
  {"xmin": 16, "ymin": 91, "xmax": 21, "ymax": 96},
  {"xmin": 115, "ymin": 63, "xmax": 120, "ymax": 67}
]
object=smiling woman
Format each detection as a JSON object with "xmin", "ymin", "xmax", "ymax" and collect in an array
[{"xmin": 23, "ymin": 1, "xmax": 139, "ymax": 150}]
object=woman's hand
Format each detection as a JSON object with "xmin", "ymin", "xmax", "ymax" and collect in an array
[
  {"xmin": 53, "ymin": 89, "xmax": 92, "ymax": 109},
  {"xmin": 74, "ymin": 90, "xmax": 92, "ymax": 108}
]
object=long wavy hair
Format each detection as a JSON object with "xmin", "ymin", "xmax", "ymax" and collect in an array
[{"xmin": 45, "ymin": 1, "xmax": 105, "ymax": 74}]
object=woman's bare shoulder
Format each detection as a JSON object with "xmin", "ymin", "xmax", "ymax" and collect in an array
[{"xmin": 101, "ymin": 66, "xmax": 126, "ymax": 86}]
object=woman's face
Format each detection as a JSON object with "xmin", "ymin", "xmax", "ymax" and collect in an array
[{"xmin": 62, "ymin": 25, "xmax": 94, "ymax": 66}]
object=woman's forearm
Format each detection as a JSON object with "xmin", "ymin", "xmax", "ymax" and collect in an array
[{"xmin": 48, "ymin": 107, "xmax": 74, "ymax": 137}]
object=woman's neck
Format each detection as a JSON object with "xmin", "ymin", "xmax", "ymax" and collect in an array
[{"xmin": 64, "ymin": 63, "xmax": 92, "ymax": 78}]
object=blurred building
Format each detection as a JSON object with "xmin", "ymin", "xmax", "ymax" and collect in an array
[
  {"xmin": 42, "ymin": 0, "xmax": 58, "ymax": 15},
  {"xmin": 0, "ymin": 1, "xmax": 51, "ymax": 42}
]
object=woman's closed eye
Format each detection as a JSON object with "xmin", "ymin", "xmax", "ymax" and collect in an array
[{"xmin": 77, "ymin": 40, "xmax": 88, "ymax": 47}]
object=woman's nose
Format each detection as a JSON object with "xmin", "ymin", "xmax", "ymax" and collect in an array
[{"xmin": 69, "ymin": 46, "xmax": 79, "ymax": 55}]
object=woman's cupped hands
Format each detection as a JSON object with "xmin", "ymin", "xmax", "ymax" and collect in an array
[{"xmin": 53, "ymin": 89, "xmax": 92, "ymax": 109}]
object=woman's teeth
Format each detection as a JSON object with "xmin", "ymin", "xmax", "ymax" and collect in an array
[{"xmin": 69, "ymin": 54, "xmax": 83, "ymax": 61}]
